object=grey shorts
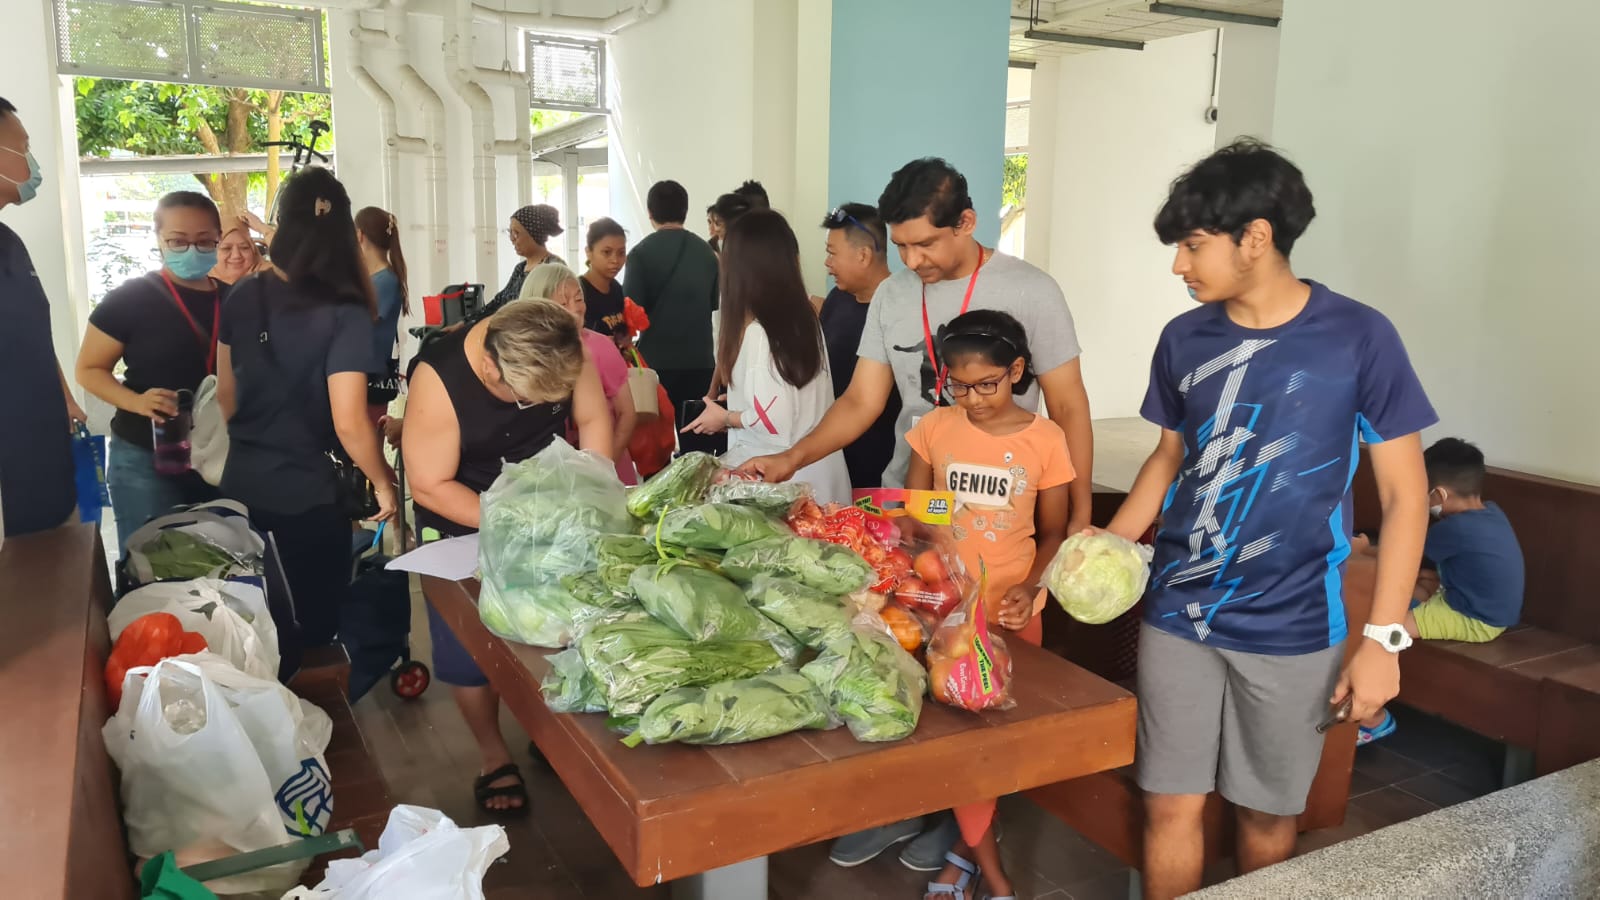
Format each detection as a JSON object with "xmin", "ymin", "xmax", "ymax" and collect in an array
[{"xmin": 1134, "ymin": 623, "xmax": 1344, "ymax": 816}]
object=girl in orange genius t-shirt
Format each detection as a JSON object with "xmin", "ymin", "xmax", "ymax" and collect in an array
[{"xmin": 907, "ymin": 309, "xmax": 1074, "ymax": 900}]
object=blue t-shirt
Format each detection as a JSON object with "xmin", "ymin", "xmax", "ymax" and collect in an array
[
  {"xmin": 1425, "ymin": 503, "xmax": 1524, "ymax": 628},
  {"xmin": 1141, "ymin": 281, "xmax": 1437, "ymax": 655},
  {"xmin": 369, "ymin": 268, "xmax": 403, "ymax": 375}
]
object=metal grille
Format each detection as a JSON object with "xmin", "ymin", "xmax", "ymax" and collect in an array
[
  {"xmin": 526, "ymin": 34, "xmax": 605, "ymax": 113},
  {"xmin": 53, "ymin": 0, "xmax": 327, "ymax": 93}
]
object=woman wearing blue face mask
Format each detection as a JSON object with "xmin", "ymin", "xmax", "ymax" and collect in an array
[{"xmin": 76, "ymin": 191, "xmax": 227, "ymax": 551}]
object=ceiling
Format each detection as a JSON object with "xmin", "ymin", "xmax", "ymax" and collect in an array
[{"xmin": 1009, "ymin": 0, "xmax": 1282, "ymax": 62}]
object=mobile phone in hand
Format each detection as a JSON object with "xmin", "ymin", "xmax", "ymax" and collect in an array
[
  {"xmin": 1317, "ymin": 695, "xmax": 1353, "ymax": 733},
  {"xmin": 680, "ymin": 398, "xmax": 707, "ymax": 426}
]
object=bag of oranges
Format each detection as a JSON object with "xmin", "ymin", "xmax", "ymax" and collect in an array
[{"xmin": 925, "ymin": 564, "xmax": 1014, "ymax": 712}]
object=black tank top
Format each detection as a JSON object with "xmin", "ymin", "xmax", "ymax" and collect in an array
[{"xmin": 412, "ymin": 329, "xmax": 569, "ymax": 538}]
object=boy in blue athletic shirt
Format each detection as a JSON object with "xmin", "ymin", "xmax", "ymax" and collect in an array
[
  {"xmin": 1102, "ymin": 139, "xmax": 1437, "ymax": 900},
  {"xmin": 1354, "ymin": 437, "xmax": 1526, "ymax": 744}
]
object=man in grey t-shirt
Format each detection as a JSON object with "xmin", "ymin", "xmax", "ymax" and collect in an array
[
  {"xmin": 745, "ymin": 157, "xmax": 1093, "ymax": 520},
  {"xmin": 744, "ymin": 157, "xmax": 1096, "ymax": 873}
]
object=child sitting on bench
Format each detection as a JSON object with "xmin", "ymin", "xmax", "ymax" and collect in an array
[{"xmin": 1355, "ymin": 437, "xmax": 1526, "ymax": 744}]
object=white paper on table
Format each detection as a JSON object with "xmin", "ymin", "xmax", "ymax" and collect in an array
[{"xmin": 385, "ymin": 534, "xmax": 480, "ymax": 581}]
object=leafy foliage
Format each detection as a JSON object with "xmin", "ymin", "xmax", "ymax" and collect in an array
[{"xmin": 1002, "ymin": 154, "xmax": 1028, "ymax": 211}]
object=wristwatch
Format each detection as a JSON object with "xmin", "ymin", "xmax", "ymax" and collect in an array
[{"xmin": 1363, "ymin": 623, "xmax": 1413, "ymax": 653}]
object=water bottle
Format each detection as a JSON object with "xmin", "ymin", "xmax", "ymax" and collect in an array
[{"xmin": 152, "ymin": 389, "xmax": 195, "ymax": 475}]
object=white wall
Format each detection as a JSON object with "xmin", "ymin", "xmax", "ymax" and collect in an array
[
  {"xmin": 1274, "ymin": 0, "xmax": 1600, "ymax": 484},
  {"xmin": 1213, "ymin": 24, "xmax": 1278, "ymax": 146},
  {"xmin": 5, "ymin": 0, "xmax": 91, "ymax": 404},
  {"xmin": 606, "ymin": 0, "xmax": 758, "ymax": 241},
  {"xmin": 1034, "ymin": 30, "xmax": 1220, "ymax": 419}
]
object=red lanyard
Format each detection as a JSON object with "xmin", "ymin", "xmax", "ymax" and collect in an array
[
  {"xmin": 160, "ymin": 270, "xmax": 221, "ymax": 375},
  {"xmin": 921, "ymin": 248, "xmax": 987, "ymax": 405}
]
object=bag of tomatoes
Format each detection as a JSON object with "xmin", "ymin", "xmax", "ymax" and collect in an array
[{"xmin": 925, "ymin": 564, "xmax": 1015, "ymax": 712}]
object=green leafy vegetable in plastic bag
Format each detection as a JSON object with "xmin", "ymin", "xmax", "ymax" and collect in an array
[
  {"xmin": 1043, "ymin": 531, "xmax": 1153, "ymax": 625},
  {"xmin": 721, "ymin": 535, "xmax": 874, "ymax": 595},
  {"xmin": 655, "ymin": 503, "xmax": 787, "ymax": 550},
  {"xmin": 745, "ymin": 575, "xmax": 854, "ymax": 650},
  {"xmin": 628, "ymin": 671, "xmax": 835, "ymax": 746},
  {"xmin": 706, "ymin": 478, "xmax": 813, "ymax": 517},
  {"xmin": 802, "ymin": 629, "xmax": 925, "ymax": 742},
  {"xmin": 541, "ymin": 648, "xmax": 607, "ymax": 713},
  {"xmin": 629, "ymin": 563, "xmax": 766, "ymax": 642},
  {"xmin": 561, "ymin": 571, "xmax": 639, "ymax": 610},
  {"xmin": 626, "ymin": 451, "xmax": 720, "ymax": 520},
  {"xmin": 578, "ymin": 619, "xmax": 782, "ymax": 715},
  {"xmin": 137, "ymin": 531, "xmax": 249, "ymax": 581},
  {"xmin": 596, "ymin": 534, "xmax": 660, "ymax": 593}
]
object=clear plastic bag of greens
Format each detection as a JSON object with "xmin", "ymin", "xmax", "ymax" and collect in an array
[
  {"xmin": 577, "ymin": 619, "xmax": 782, "ymax": 715},
  {"xmin": 721, "ymin": 535, "xmax": 874, "ymax": 595},
  {"xmin": 1043, "ymin": 531, "xmax": 1154, "ymax": 625},
  {"xmin": 745, "ymin": 575, "xmax": 854, "ymax": 650},
  {"xmin": 630, "ymin": 563, "xmax": 763, "ymax": 641},
  {"xmin": 706, "ymin": 474, "xmax": 813, "ymax": 518},
  {"xmin": 626, "ymin": 671, "xmax": 836, "ymax": 746},
  {"xmin": 653, "ymin": 503, "xmax": 787, "ymax": 550},
  {"xmin": 478, "ymin": 441, "xmax": 632, "ymax": 589},
  {"xmin": 625, "ymin": 451, "xmax": 720, "ymax": 520},
  {"xmin": 540, "ymin": 648, "xmax": 607, "ymax": 713},
  {"xmin": 801, "ymin": 628, "xmax": 925, "ymax": 742},
  {"xmin": 596, "ymin": 535, "xmax": 659, "ymax": 594}
]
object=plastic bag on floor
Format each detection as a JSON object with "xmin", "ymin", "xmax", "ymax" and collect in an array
[
  {"xmin": 110, "ymin": 578, "xmax": 279, "ymax": 682},
  {"xmin": 104, "ymin": 654, "xmax": 333, "ymax": 896},
  {"xmin": 124, "ymin": 500, "xmax": 266, "ymax": 586},
  {"xmin": 282, "ymin": 805, "xmax": 508, "ymax": 900}
]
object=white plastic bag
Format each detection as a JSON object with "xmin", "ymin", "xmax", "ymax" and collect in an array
[
  {"xmin": 282, "ymin": 806, "xmax": 508, "ymax": 900},
  {"xmin": 191, "ymin": 373, "xmax": 229, "ymax": 487},
  {"xmin": 124, "ymin": 499, "xmax": 266, "ymax": 585},
  {"xmin": 104, "ymin": 654, "xmax": 333, "ymax": 895},
  {"xmin": 110, "ymin": 578, "xmax": 280, "ymax": 681}
]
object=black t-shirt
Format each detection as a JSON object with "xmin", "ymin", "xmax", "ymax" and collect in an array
[
  {"xmin": 0, "ymin": 225, "xmax": 74, "ymax": 536},
  {"xmin": 89, "ymin": 272, "xmax": 226, "ymax": 449},
  {"xmin": 218, "ymin": 274, "xmax": 373, "ymax": 516},
  {"xmin": 581, "ymin": 274, "xmax": 626, "ymax": 336},
  {"xmin": 819, "ymin": 287, "xmax": 901, "ymax": 489}
]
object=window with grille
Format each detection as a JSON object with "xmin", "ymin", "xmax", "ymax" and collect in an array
[
  {"xmin": 53, "ymin": 0, "xmax": 327, "ymax": 93},
  {"xmin": 526, "ymin": 34, "xmax": 606, "ymax": 114}
]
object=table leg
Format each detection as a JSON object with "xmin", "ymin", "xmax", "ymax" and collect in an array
[{"xmin": 670, "ymin": 856, "xmax": 769, "ymax": 900}]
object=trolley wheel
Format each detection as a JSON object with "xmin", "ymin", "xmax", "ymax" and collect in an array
[{"xmin": 390, "ymin": 660, "xmax": 431, "ymax": 699}]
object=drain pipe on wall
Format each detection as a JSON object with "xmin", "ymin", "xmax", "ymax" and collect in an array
[
  {"xmin": 379, "ymin": 0, "xmax": 451, "ymax": 294},
  {"xmin": 346, "ymin": 20, "xmax": 424, "ymax": 211},
  {"xmin": 444, "ymin": 0, "xmax": 502, "ymax": 287}
]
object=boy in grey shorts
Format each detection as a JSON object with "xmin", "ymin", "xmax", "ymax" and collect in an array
[{"xmin": 1101, "ymin": 140, "xmax": 1436, "ymax": 900}]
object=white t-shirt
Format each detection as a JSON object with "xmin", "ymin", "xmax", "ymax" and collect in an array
[
  {"xmin": 857, "ymin": 251, "xmax": 1082, "ymax": 486},
  {"xmin": 723, "ymin": 321, "xmax": 851, "ymax": 506}
]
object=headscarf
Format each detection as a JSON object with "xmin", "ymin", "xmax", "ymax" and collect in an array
[{"xmin": 513, "ymin": 204, "xmax": 563, "ymax": 243}]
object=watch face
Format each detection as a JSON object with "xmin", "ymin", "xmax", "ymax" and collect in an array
[{"xmin": 1388, "ymin": 630, "xmax": 1404, "ymax": 646}]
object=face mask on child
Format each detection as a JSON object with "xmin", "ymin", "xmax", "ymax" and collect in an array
[{"xmin": 0, "ymin": 146, "xmax": 43, "ymax": 204}]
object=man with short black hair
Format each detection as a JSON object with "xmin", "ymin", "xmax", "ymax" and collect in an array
[
  {"xmin": 624, "ymin": 180, "xmax": 722, "ymax": 454},
  {"xmin": 817, "ymin": 202, "xmax": 898, "ymax": 489},
  {"xmin": 747, "ymin": 159, "xmax": 1094, "ymax": 872},
  {"xmin": 0, "ymin": 96, "xmax": 84, "ymax": 536}
]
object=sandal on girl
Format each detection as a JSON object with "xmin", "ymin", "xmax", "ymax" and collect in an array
[
  {"xmin": 925, "ymin": 852, "xmax": 981, "ymax": 900},
  {"xmin": 473, "ymin": 762, "xmax": 530, "ymax": 816}
]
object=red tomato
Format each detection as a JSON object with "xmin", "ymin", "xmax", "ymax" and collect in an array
[{"xmin": 913, "ymin": 549, "xmax": 948, "ymax": 584}]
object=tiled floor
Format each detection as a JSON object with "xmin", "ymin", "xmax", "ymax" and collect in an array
[{"xmin": 344, "ymin": 587, "xmax": 1504, "ymax": 899}]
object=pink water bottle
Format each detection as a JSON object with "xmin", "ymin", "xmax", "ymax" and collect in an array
[{"xmin": 151, "ymin": 389, "xmax": 194, "ymax": 475}]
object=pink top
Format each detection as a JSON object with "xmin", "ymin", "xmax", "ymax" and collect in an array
[{"xmin": 581, "ymin": 329, "xmax": 639, "ymax": 485}]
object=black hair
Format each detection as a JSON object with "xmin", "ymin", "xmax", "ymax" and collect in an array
[
  {"xmin": 1425, "ymin": 438, "xmax": 1486, "ymax": 496},
  {"xmin": 269, "ymin": 167, "xmax": 376, "ymax": 318},
  {"xmin": 647, "ymin": 180, "xmax": 689, "ymax": 224},
  {"xmin": 586, "ymin": 216, "xmax": 626, "ymax": 249},
  {"xmin": 937, "ymin": 309, "xmax": 1035, "ymax": 395},
  {"xmin": 878, "ymin": 157, "xmax": 973, "ymax": 228},
  {"xmin": 717, "ymin": 209, "xmax": 824, "ymax": 391},
  {"xmin": 733, "ymin": 179, "xmax": 770, "ymax": 209},
  {"xmin": 821, "ymin": 202, "xmax": 887, "ymax": 254},
  {"xmin": 710, "ymin": 192, "xmax": 754, "ymax": 226},
  {"xmin": 1154, "ymin": 138, "xmax": 1316, "ymax": 258},
  {"xmin": 154, "ymin": 191, "xmax": 222, "ymax": 232},
  {"xmin": 0, "ymin": 97, "xmax": 14, "ymax": 119}
]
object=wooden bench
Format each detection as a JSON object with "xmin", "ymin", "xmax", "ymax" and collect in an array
[
  {"xmin": 1350, "ymin": 453, "xmax": 1600, "ymax": 780},
  {"xmin": 1030, "ymin": 486, "xmax": 1371, "ymax": 869},
  {"xmin": 422, "ymin": 573, "xmax": 1138, "ymax": 898}
]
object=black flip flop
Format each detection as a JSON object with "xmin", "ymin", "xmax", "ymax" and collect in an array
[{"xmin": 473, "ymin": 762, "xmax": 530, "ymax": 816}]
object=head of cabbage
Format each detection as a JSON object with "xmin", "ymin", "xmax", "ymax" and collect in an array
[{"xmin": 1044, "ymin": 532, "xmax": 1153, "ymax": 624}]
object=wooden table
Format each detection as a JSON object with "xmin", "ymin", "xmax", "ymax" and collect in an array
[
  {"xmin": 0, "ymin": 524, "xmax": 135, "ymax": 900},
  {"xmin": 424, "ymin": 575, "xmax": 1137, "ymax": 899}
]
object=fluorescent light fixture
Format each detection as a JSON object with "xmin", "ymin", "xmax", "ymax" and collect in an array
[
  {"xmin": 1148, "ymin": 2, "xmax": 1281, "ymax": 28},
  {"xmin": 1023, "ymin": 28, "xmax": 1145, "ymax": 51}
]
